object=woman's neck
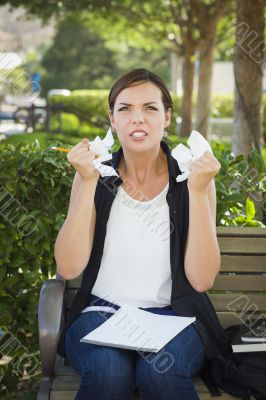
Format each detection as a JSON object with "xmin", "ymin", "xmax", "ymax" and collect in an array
[{"xmin": 119, "ymin": 146, "xmax": 167, "ymax": 185}]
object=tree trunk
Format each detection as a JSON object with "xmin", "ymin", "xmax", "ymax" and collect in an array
[
  {"xmin": 179, "ymin": 53, "xmax": 195, "ymax": 137},
  {"xmin": 232, "ymin": 0, "xmax": 264, "ymax": 156},
  {"xmin": 195, "ymin": 36, "xmax": 215, "ymax": 139},
  {"xmin": 170, "ymin": 50, "xmax": 179, "ymax": 95}
]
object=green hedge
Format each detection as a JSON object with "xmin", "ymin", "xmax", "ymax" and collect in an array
[
  {"xmin": 50, "ymin": 112, "xmax": 80, "ymax": 134},
  {"xmin": 0, "ymin": 138, "xmax": 265, "ymax": 397},
  {"xmin": 48, "ymin": 89, "xmax": 109, "ymax": 131},
  {"xmin": 46, "ymin": 90, "xmax": 266, "ymax": 140},
  {"xmin": 0, "ymin": 142, "xmax": 73, "ymax": 398},
  {"xmin": 211, "ymin": 141, "xmax": 266, "ymax": 227},
  {"xmin": 211, "ymin": 94, "xmax": 233, "ymax": 118},
  {"xmin": 46, "ymin": 90, "xmax": 184, "ymax": 137}
]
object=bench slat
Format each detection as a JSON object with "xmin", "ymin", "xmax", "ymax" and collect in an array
[
  {"xmin": 209, "ymin": 293, "xmax": 266, "ymax": 311},
  {"xmin": 212, "ymin": 274, "xmax": 266, "ymax": 291},
  {"xmin": 67, "ymin": 259, "xmax": 266, "ymax": 289},
  {"xmin": 50, "ymin": 389, "xmax": 236, "ymax": 400},
  {"xmin": 216, "ymin": 311, "xmax": 262, "ymax": 327},
  {"xmin": 220, "ymin": 255, "xmax": 266, "ymax": 272},
  {"xmin": 66, "ymin": 230, "xmax": 266, "ymax": 289},
  {"xmin": 50, "ymin": 374, "xmax": 236, "ymax": 399},
  {"xmin": 199, "ymin": 394, "xmax": 236, "ymax": 400},
  {"xmin": 65, "ymin": 289, "xmax": 266, "ymax": 312},
  {"xmin": 63, "ymin": 308, "xmax": 265, "ymax": 329},
  {"xmin": 217, "ymin": 227, "xmax": 266, "ymax": 237},
  {"xmin": 51, "ymin": 392, "xmax": 77, "ymax": 400},
  {"xmin": 218, "ymin": 237, "xmax": 266, "ymax": 254}
]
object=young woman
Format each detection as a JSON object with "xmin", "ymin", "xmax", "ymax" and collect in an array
[{"xmin": 55, "ymin": 69, "xmax": 227, "ymax": 400}]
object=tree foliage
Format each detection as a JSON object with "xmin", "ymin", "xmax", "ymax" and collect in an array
[
  {"xmin": 40, "ymin": 12, "xmax": 121, "ymax": 94},
  {"xmin": 40, "ymin": 9, "xmax": 172, "ymax": 94}
]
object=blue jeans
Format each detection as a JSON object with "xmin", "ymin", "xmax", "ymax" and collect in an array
[{"xmin": 65, "ymin": 310, "xmax": 204, "ymax": 400}]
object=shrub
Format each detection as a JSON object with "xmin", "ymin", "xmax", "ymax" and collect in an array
[
  {"xmin": 211, "ymin": 94, "xmax": 234, "ymax": 118},
  {"xmin": 0, "ymin": 141, "xmax": 73, "ymax": 397},
  {"xmin": 211, "ymin": 141, "xmax": 266, "ymax": 226},
  {"xmin": 48, "ymin": 89, "xmax": 109, "ymax": 129},
  {"xmin": 50, "ymin": 112, "xmax": 80, "ymax": 135}
]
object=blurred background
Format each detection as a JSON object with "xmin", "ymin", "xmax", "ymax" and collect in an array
[
  {"xmin": 0, "ymin": 1, "xmax": 265, "ymax": 398},
  {"xmin": 0, "ymin": 0, "xmax": 265, "ymax": 153}
]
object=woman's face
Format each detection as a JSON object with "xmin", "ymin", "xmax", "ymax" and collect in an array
[{"xmin": 109, "ymin": 81, "xmax": 171, "ymax": 152}]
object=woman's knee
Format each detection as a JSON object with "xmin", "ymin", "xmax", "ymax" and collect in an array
[
  {"xmin": 65, "ymin": 312, "xmax": 114, "ymax": 373},
  {"xmin": 80, "ymin": 347, "xmax": 136, "ymax": 392},
  {"xmin": 135, "ymin": 326, "xmax": 204, "ymax": 387},
  {"xmin": 81, "ymin": 363, "xmax": 133, "ymax": 389},
  {"xmin": 135, "ymin": 358, "xmax": 194, "ymax": 398},
  {"xmin": 163, "ymin": 325, "xmax": 205, "ymax": 378}
]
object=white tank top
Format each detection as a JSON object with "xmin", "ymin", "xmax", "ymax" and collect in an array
[{"xmin": 90, "ymin": 181, "xmax": 172, "ymax": 308}]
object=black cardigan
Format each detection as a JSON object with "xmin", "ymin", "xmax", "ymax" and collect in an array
[{"xmin": 57, "ymin": 140, "xmax": 231, "ymax": 359}]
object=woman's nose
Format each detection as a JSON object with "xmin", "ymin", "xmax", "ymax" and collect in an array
[{"xmin": 132, "ymin": 111, "xmax": 144, "ymax": 123}]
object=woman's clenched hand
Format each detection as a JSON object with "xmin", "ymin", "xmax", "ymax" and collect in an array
[
  {"xmin": 67, "ymin": 138, "xmax": 100, "ymax": 181},
  {"xmin": 187, "ymin": 151, "xmax": 221, "ymax": 194}
]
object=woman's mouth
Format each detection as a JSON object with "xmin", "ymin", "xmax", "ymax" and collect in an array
[{"xmin": 130, "ymin": 131, "xmax": 148, "ymax": 140}]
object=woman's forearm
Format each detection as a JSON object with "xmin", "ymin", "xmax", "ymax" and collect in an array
[
  {"xmin": 184, "ymin": 189, "xmax": 220, "ymax": 292},
  {"xmin": 54, "ymin": 176, "xmax": 98, "ymax": 279}
]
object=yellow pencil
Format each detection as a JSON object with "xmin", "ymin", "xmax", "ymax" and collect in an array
[
  {"xmin": 51, "ymin": 146, "xmax": 71, "ymax": 153},
  {"xmin": 50, "ymin": 146, "xmax": 100, "ymax": 158}
]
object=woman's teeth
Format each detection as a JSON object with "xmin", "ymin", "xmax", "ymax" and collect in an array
[{"xmin": 131, "ymin": 132, "xmax": 147, "ymax": 137}]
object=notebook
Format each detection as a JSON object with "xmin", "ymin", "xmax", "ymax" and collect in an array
[{"xmin": 80, "ymin": 304, "xmax": 196, "ymax": 353}]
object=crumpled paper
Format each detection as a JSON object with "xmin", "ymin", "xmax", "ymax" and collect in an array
[
  {"xmin": 171, "ymin": 130, "xmax": 213, "ymax": 182},
  {"xmin": 89, "ymin": 127, "xmax": 119, "ymax": 177}
]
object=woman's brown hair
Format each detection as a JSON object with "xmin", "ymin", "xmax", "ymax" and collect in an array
[{"xmin": 108, "ymin": 69, "xmax": 173, "ymax": 113}]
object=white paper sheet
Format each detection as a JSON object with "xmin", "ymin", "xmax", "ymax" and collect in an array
[
  {"xmin": 80, "ymin": 304, "xmax": 195, "ymax": 353},
  {"xmin": 90, "ymin": 127, "xmax": 119, "ymax": 177},
  {"xmin": 172, "ymin": 130, "xmax": 213, "ymax": 182}
]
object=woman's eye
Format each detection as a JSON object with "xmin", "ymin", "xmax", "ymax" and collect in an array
[{"xmin": 118, "ymin": 106, "xmax": 157, "ymax": 112}]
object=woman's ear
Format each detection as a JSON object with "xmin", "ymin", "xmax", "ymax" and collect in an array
[
  {"xmin": 109, "ymin": 111, "xmax": 115, "ymax": 130},
  {"xmin": 164, "ymin": 108, "xmax": 172, "ymax": 128}
]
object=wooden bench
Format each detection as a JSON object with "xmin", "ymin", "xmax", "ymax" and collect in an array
[{"xmin": 37, "ymin": 227, "xmax": 266, "ymax": 400}]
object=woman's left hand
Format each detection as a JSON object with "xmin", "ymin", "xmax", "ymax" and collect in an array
[{"xmin": 187, "ymin": 151, "xmax": 221, "ymax": 193}]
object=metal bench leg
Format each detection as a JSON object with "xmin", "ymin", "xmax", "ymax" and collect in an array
[{"xmin": 37, "ymin": 377, "xmax": 53, "ymax": 400}]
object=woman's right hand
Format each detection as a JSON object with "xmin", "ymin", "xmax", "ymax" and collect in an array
[{"xmin": 67, "ymin": 138, "xmax": 100, "ymax": 181}]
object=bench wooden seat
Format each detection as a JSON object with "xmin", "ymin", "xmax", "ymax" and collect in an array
[
  {"xmin": 45, "ymin": 370, "xmax": 237, "ymax": 400},
  {"xmin": 37, "ymin": 227, "xmax": 266, "ymax": 400}
]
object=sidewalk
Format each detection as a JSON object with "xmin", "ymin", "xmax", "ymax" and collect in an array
[{"xmin": 0, "ymin": 121, "xmax": 26, "ymax": 137}]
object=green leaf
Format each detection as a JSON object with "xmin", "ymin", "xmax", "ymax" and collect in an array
[
  {"xmin": 0, "ymin": 266, "xmax": 7, "ymax": 282},
  {"xmin": 245, "ymin": 197, "xmax": 256, "ymax": 220},
  {"xmin": 233, "ymin": 216, "xmax": 246, "ymax": 224},
  {"xmin": 244, "ymin": 220, "xmax": 265, "ymax": 227}
]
